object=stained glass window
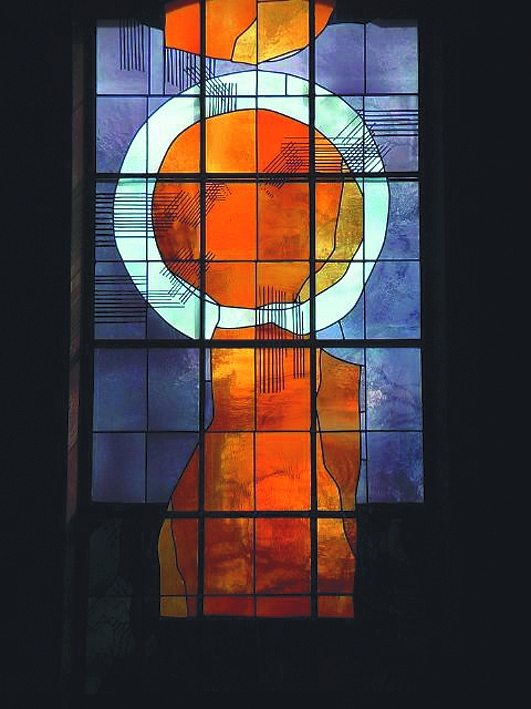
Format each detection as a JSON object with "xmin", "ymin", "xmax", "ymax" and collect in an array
[{"xmin": 86, "ymin": 0, "xmax": 421, "ymax": 631}]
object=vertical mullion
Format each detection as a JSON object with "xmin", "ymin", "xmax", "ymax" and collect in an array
[
  {"xmin": 197, "ymin": 0, "xmax": 207, "ymax": 618},
  {"xmin": 308, "ymin": 0, "xmax": 318, "ymax": 619}
]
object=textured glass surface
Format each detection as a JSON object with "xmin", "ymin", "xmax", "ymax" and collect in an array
[{"xmin": 91, "ymin": 6, "xmax": 422, "ymax": 622}]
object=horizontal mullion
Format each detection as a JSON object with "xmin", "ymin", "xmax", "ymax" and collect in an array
[
  {"xmin": 164, "ymin": 510, "xmax": 358, "ymax": 519},
  {"xmin": 93, "ymin": 338, "xmax": 423, "ymax": 348},
  {"xmin": 95, "ymin": 171, "xmax": 418, "ymax": 181}
]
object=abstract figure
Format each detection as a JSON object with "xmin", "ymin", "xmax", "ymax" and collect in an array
[{"xmin": 113, "ymin": 2, "xmax": 390, "ymax": 617}]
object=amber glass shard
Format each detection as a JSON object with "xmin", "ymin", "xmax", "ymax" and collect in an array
[
  {"xmin": 204, "ymin": 518, "xmax": 254, "ymax": 594},
  {"xmin": 160, "ymin": 596, "xmax": 189, "ymax": 617},
  {"xmin": 256, "ymin": 596, "xmax": 311, "ymax": 617},
  {"xmin": 317, "ymin": 518, "xmax": 355, "ymax": 593},
  {"xmin": 255, "ymin": 518, "xmax": 310, "ymax": 593},
  {"xmin": 319, "ymin": 431, "xmax": 360, "ymax": 509},
  {"xmin": 208, "ymin": 348, "xmax": 255, "ymax": 430},
  {"xmin": 159, "ymin": 518, "xmax": 186, "ymax": 597},
  {"xmin": 204, "ymin": 595, "xmax": 255, "ymax": 616},
  {"xmin": 255, "ymin": 432, "xmax": 310, "ymax": 511},
  {"xmin": 314, "ymin": 181, "xmax": 344, "ymax": 260},
  {"xmin": 204, "ymin": 431, "xmax": 254, "ymax": 510},
  {"xmin": 317, "ymin": 350, "xmax": 361, "ymax": 431},
  {"xmin": 159, "ymin": 517, "xmax": 198, "ymax": 617},
  {"xmin": 316, "ymin": 441, "xmax": 342, "ymax": 510},
  {"xmin": 317, "ymin": 595, "xmax": 354, "ymax": 618}
]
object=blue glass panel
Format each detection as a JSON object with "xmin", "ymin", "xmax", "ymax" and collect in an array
[
  {"xmin": 94, "ymin": 261, "xmax": 147, "ymax": 340},
  {"xmin": 380, "ymin": 182, "xmax": 419, "ymax": 260},
  {"xmin": 148, "ymin": 349, "xmax": 199, "ymax": 431},
  {"xmin": 365, "ymin": 261, "xmax": 420, "ymax": 339},
  {"xmin": 367, "ymin": 431, "xmax": 423, "ymax": 502},
  {"xmin": 366, "ymin": 23, "xmax": 418, "ymax": 94},
  {"xmin": 93, "ymin": 349, "xmax": 147, "ymax": 430},
  {"xmin": 92, "ymin": 432, "xmax": 146, "ymax": 502},
  {"xmin": 146, "ymin": 432, "xmax": 199, "ymax": 502},
  {"xmin": 96, "ymin": 97, "xmax": 147, "ymax": 174},
  {"xmin": 366, "ymin": 348, "xmax": 422, "ymax": 431}
]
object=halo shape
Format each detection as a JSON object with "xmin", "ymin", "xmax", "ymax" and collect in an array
[{"xmin": 114, "ymin": 71, "xmax": 389, "ymax": 339}]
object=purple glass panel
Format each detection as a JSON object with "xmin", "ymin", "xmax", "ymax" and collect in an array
[
  {"xmin": 148, "ymin": 349, "xmax": 200, "ymax": 431},
  {"xmin": 366, "ymin": 348, "xmax": 422, "ymax": 431},
  {"xmin": 367, "ymin": 431, "xmax": 423, "ymax": 502},
  {"xmin": 380, "ymin": 182, "xmax": 419, "ymax": 260},
  {"xmin": 365, "ymin": 261, "xmax": 420, "ymax": 339},
  {"xmin": 146, "ymin": 432, "xmax": 199, "ymax": 502},
  {"xmin": 366, "ymin": 23, "xmax": 418, "ymax": 94},
  {"xmin": 93, "ymin": 349, "xmax": 147, "ymax": 431},
  {"xmin": 92, "ymin": 432, "xmax": 146, "ymax": 502},
  {"xmin": 96, "ymin": 97, "xmax": 147, "ymax": 173}
]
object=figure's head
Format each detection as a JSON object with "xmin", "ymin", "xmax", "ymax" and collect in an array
[{"xmin": 153, "ymin": 107, "xmax": 364, "ymax": 317}]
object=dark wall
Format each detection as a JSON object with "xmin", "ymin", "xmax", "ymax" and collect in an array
[{"xmin": 3, "ymin": 0, "xmax": 494, "ymax": 701}]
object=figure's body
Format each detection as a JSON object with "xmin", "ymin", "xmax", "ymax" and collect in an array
[{"xmin": 156, "ymin": 106, "xmax": 363, "ymax": 617}]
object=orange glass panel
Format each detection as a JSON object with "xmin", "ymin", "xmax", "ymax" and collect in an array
[
  {"xmin": 204, "ymin": 595, "xmax": 255, "ymax": 616},
  {"xmin": 204, "ymin": 431, "xmax": 254, "ymax": 510},
  {"xmin": 258, "ymin": 110, "xmax": 308, "ymax": 174},
  {"xmin": 317, "ymin": 595, "xmax": 354, "ymax": 618},
  {"xmin": 206, "ymin": 182, "xmax": 257, "ymax": 261},
  {"xmin": 206, "ymin": 110, "xmax": 256, "ymax": 173},
  {"xmin": 152, "ymin": 182, "xmax": 201, "ymax": 269},
  {"xmin": 255, "ymin": 346, "xmax": 311, "ymax": 430},
  {"xmin": 156, "ymin": 120, "xmax": 200, "ymax": 173},
  {"xmin": 256, "ymin": 596, "xmax": 311, "ymax": 617},
  {"xmin": 164, "ymin": 1, "xmax": 200, "ymax": 55},
  {"xmin": 317, "ymin": 518, "xmax": 355, "ymax": 593},
  {"xmin": 258, "ymin": 182, "xmax": 309, "ymax": 260},
  {"xmin": 255, "ymin": 518, "xmax": 310, "ymax": 593},
  {"xmin": 204, "ymin": 518, "xmax": 254, "ymax": 594},
  {"xmin": 206, "ymin": 261, "xmax": 256, "ymax": 308},
  {"xmin": 208, "ymin": 348, "xmax": 255, "ymax": 431},
  {"xmin": 206, "ymin": 0, "xmax": 256, "ymax": 61},
  {"xmin": 257, "ymin": 261, "xmax": 309, "ymax": 309},
  {"xmin": 255, "ymin": 432, "xmax": 310, "ymax": 510}
]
